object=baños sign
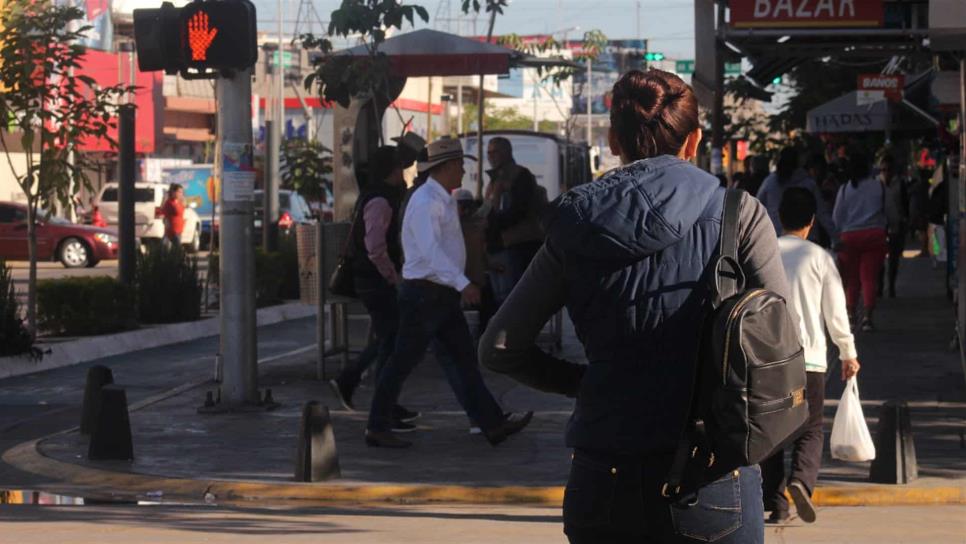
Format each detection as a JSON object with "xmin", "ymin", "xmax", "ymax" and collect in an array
[{"xmin": 730, "ymin": 0, "xmax": 884, "ymax": 28}]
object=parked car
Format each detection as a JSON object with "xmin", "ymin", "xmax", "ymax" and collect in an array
[
  {"xmin": 0, "ymin": 202, "xmax": 119, "ymax": 268},
  {"xmin": 253, "ymin": 189, "xmax": 315, "ymax": 242},
  {"xmin": 96, "ymin": 182, "xmax": 203, "ymax": 253}
]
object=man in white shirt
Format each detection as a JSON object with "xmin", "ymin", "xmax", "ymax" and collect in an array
[
  {"xmin": 365, "ymin": 139, "xmax": 533, "ymax": 449},
  {"xmin": 762, "ymin": 187, "xmax": 861, "ymax": 524}
]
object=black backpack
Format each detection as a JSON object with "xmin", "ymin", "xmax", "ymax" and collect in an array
[{"xmin": 663, "ymin": 189, "xmax": 808, "ymax": 498}]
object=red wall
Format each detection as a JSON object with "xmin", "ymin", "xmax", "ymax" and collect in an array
[{"xmin": 75, "ymin": 50, "xmax": 162, "ymax": 154}]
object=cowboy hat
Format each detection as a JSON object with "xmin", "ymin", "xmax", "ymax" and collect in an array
[{"xmin": 417, "ymin": 138, "xmax": 477, "ymax": 173}]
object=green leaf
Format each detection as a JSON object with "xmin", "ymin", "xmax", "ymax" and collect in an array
[{"xmin": 414, "ymin": 6, "xmax": 429, "ymax": 22}]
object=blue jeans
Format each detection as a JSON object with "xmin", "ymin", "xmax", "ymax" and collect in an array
[
  {"xmin": 564, "ymin": 449, "xmax": 764, "ymax": 544},
  {"xmin": 367, "ymin": 280, "xmax": 504, "ymax": 433},
  {"xmin": 336, "ymin": 281, "xmax": 399, "ymax": 393}
]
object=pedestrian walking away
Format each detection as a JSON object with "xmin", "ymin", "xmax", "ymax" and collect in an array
[
  {"xmin": 757, "ymin": 147, "xmax": 837, "ymax": 247},
  {"xmin": 878, "ymin": 152, "xmax": 910, "ymax": 298},
  {"xmin": 484, "ymin": 137, "xmax": 547, "ymax": 306},
  {"xmin": 833, "ymin": 151, "xmax": 887, "ymax": 332},
  {"xmin": 161, "ymin": 183, "xmax": 186, "ymax": 248},
  {"xmin": 761, "ymin": 187, "xmax": 862, "ymax": 525},
  {"xmin": 328, "ymin": 145, "xmax": 420, "ymax": 431},
  {"xmin": 480, "ymin": 69, "xmax": 794, "ymax": 543},
  {"xmin": 365, "ymin": 138, "xmax": 533, "ymax": 449}
]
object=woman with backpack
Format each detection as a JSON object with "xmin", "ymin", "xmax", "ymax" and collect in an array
[
  {"xmin": 479, "ymin": 69, "xmax": 795, "ymax": 543},
  {"xmin": 833, "ymin": 151, "xmax": 887, "ymax": 332}
]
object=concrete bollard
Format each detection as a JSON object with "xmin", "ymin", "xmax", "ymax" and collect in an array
[
  {"xmin": 80, "ymin": 365, "xmax": 114, "ymax": 435},
  {"xmin": 295, "ymin": 401, "xmax": 340, "ymax": 482},
  {"xmin": 87, "ymin": 385, "xmax": 134, "ymax": 461},
  {"xmin": 869, "ymin": 400, "xmax": 918, "ymax": 484}
]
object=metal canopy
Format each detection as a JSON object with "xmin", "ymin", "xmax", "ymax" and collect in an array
[
  {"xmin": 717, "ymin": 0, "xmax": 931, "ymax": 89},
  {"xmin": 729, "ymin": 27, "xmax": 929, "ymax": 88}
]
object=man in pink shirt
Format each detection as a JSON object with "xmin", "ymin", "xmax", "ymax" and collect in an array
[{"xmin": 329, "ymin": 145, "xmax": 419, "ymax": 430}]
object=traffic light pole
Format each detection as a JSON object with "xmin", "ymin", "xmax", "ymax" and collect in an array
[
  {"xmin": 217, "ymin": 67, "xmax": 259, "ymax": 408},
  {"xmin": 117, "ymin": 105, "xmax": 137, "ymax": 286}
]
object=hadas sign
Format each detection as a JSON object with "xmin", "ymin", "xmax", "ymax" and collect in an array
[{"xmin": 730, "ymin": 0, "xmax": 884, "ymax": 28}]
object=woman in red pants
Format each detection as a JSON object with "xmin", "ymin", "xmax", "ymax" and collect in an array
[{"xmin": 833, "ymin": 152, "xmax": 887, "ymax": 331}]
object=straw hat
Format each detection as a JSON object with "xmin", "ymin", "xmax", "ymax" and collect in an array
[{"xmin": 417, "ymin": 139, "xmax": 477, "ymax": 173}]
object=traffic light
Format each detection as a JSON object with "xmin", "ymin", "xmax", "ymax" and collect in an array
[
  {"xmin": 644, "ymin": 52, "xmax": 665, "ymax": 62},
  {"xmin": 133, "ymin": 0, "xmax": 258, "ymax": 77}
]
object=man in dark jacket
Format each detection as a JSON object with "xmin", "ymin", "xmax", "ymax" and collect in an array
[{"xmin": 484, "ymin": 137, "xmax": 546, "ymax": 305}]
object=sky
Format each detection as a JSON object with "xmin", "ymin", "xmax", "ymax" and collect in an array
[{"xmin": 251, "ymin": 0, "xmax": 697, "ymax": 60}]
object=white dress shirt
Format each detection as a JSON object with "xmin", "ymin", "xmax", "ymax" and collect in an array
[
  {"xmin": 401, "ymin": 177, "xmax": 470, "ymax": 292},
  {"xmin": 778, "ymin": 235, "xmax": 858, "ymax": 372}
]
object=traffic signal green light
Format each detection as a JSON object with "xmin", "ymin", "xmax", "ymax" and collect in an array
[
  {"xmin": 772, "ymin": 76, "xmax": 783, "ymax": 85},
  {"xmin": 644, "ymin": 52, "xmax": 665, "ymax": 62},
  {"xmin": 134, "ymin": 0, "xmax": 258, "ymax": 76}
]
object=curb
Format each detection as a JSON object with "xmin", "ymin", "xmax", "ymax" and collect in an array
[
  {"xmin": 4, "ymin": 438, "xmax": 964, "ymax": 507},
  {"xmin": 0, "ymin": 302, "xmax": 317, "ymax": 379}
]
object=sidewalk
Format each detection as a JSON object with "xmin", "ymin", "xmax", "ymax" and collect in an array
[{"xmin": 4, "ymin": 254, "xmax": 965, "ymax": 506}]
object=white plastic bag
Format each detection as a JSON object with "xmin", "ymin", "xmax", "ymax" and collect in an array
[{"xmin": 830, "ymin": 377, "xmax": 876, "ymax": 462}]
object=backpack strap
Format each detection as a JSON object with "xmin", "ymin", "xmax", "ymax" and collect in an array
[
  {"xmin": 713, "ymin": 189, "xmax": 745, "ymax": 306},
  {"xmin": 663, "ymin": 188, "xmax": 742, "ymax": 500}
]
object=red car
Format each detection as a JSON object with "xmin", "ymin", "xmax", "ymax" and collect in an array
[{"xmin": 0, "ymin": 201, "xmax": 119, "ymax": 268}]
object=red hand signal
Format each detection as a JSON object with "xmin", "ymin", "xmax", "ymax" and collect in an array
[{"xmin": 187, "ymin": 11, "xmax": 218, "ymax": 61}]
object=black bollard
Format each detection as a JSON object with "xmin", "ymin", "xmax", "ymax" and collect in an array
[
  {"xmin": 294, "ymin": 401, "xmax": 340, "ymax": 482},
  {"xmin": 88, "ymin": 385, "xmax": 134, "ymax": 461},
  {"xmin": 80, "ymin": 365, "xmax": 114, "ymax": 435},
  {"xmin": 869, "ymin": 400, "xmax": 918, "ymax": 484}
]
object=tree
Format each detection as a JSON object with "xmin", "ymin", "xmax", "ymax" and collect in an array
[
  {"xmin": 0, "ymin": 0, "xmax": 130, "ymax": 334},
  {"xmin": 456, "ymin": 100, "xmax": 557, "ymax": 134},
  {"xmin": 280, "ymin": 139, "xmax": 333, "ymax": 204},
  {"xmin": 497, "ymin": 30, "xmax": 608, "ymax": 143}
]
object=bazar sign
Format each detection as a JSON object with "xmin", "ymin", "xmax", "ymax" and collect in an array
[{"xmin": 730, "ymin": 0, "xmax": 884, "ymax": 28}]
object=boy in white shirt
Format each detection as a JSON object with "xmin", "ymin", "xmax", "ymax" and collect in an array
[{"xmin": 762, "ymin": 187, "xmax": 862, "ymax": 524}]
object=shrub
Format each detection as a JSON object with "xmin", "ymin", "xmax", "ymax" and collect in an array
[
  {"xmin": 137, "ymin": 246, "xmax": 202, "ymax": 324},
  {"xmin": 211, "ymin": 232, "xmax": 301, "ymax": 308},
  {"xmin": 37, "ymin": 277, "xmax": 137, "ymax": 336},
  {"xmin": 0, "ymin": 260, "xmax": 36, "ymax": 356}
]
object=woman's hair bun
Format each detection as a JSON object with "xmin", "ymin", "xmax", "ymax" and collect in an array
[{"xmin": 609, "ymin": 69, "xmax": 698, "ymax": 161}]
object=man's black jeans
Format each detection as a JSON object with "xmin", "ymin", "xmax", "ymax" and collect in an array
[
  {"xmin": 761, "ymin": 370, "xmax": 826, "ymax": 514},
  {"xmin": 367, "ymin": 280, "xmax": 504, "ymax": 433},
  {"xmin": 563, "ymin": 449, "xmax": 764, "ymax": 543}
]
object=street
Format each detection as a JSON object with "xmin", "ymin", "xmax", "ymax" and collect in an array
[
  {"xmin": 2, "ymin": 0, "xmax": 966, "ymax": 541},
  {"xmin": 7, "ymin": 254, "xmax": 212, "ymax": 283},
  {"xmin": 0, "ymin": 502, "xmax": 963, "ymax": 544}
]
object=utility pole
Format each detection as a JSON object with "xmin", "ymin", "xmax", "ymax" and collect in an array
[
  {"xmin": 636, "ymin": 1, "xmax": 641, "ymax": 41},
  {"xmin": 457, "ymin": 80, "xmax": 464, "ymax": 135},
  {"xmin": 585, "ymin": 56, "xmax": 592, "ymax": 146},
  {"xmin": 264, "ymin": 119, "xmax": 279, "ymax": 250},
  {"xmin": 532, "ymin": 70, "xmax": 539, "ymax": 132},
  {"xmin": 217, "ymin": 68, "xmax": 259, "ymax": 407},
  {"xmin": 117, "ymin": 105, "xmax": 137, "ymax": 286},
  {"xmin": 710, "ymin": 3, "xmax": 725, "ymax": 175},
  {"xmin": 476, "ymin": 8, "xmax": 498, "ymax": 198}
]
